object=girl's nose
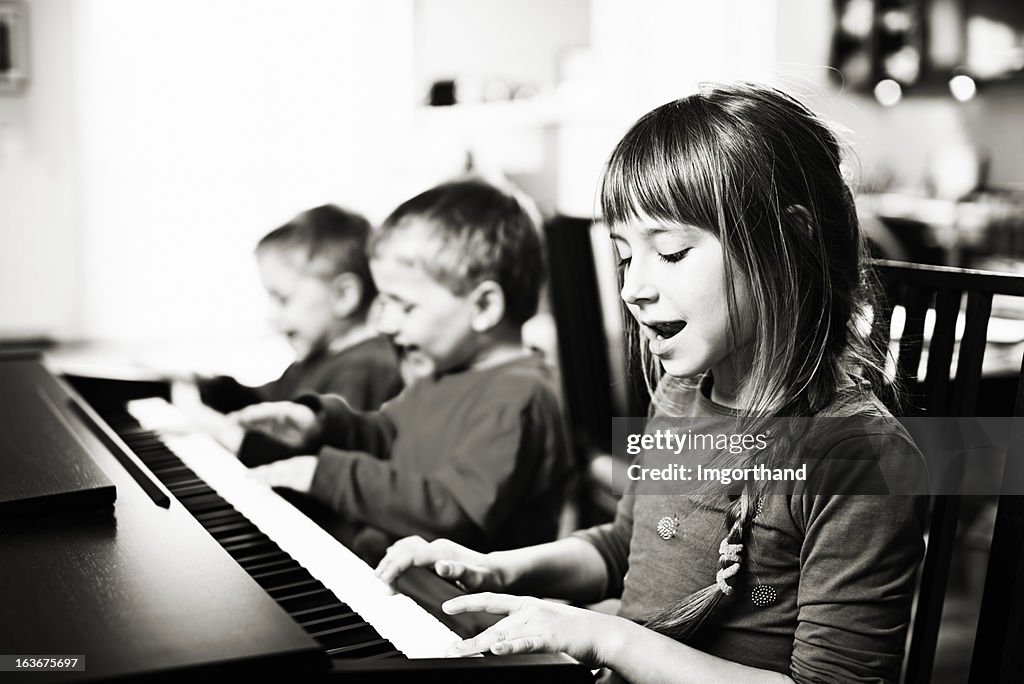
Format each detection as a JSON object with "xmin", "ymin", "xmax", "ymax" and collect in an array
[{"xmin": 620, "ymin": 262, "xmax": 658, "ymax": 305}]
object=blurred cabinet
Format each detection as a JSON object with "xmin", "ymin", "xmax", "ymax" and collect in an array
[{"xmin": 831, "ymin": 0, "xmax": 1024, "ymax": 92}]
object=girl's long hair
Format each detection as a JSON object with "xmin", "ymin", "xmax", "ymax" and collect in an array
[{"xmin": 599, "ymin": 82, "xmax": 890, "ymax": 641}]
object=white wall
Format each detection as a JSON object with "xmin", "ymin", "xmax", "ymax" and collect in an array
[
  {"xmin": 5, "ymin": 0, "xmax": 1021, "ymax": 351},
  {"xmin": 0, "ymin": 0, "xmax": 80, "ymax": 339},
  {"xmin": 2, "ymin": 0, "xmax": 435, "ymax": 350},
  {"xmin": 414, "ymin": 0, "xmax": 590, "ymax": 101},
  {"xmin": 71, "ymin": 0, "xmax": 421, "ymax": 344}
]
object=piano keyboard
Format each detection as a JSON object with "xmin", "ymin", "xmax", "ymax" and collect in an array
[{"xmin": 109, "ymin": 397, "xmax": 461, "ymax": 662}]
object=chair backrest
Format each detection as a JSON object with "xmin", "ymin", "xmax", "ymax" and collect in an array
[{"xmin": 869, "ymin": 258, "xmax": 1024, "ymax": 683}]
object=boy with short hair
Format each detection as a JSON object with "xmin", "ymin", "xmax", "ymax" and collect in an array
[
  {"xmin": 238, "ymin": 180, "xmax": 574, "ymax": 563},
  {"xmin": 197, "ymin": 204, "xmax": 403, "ymax": 462}
]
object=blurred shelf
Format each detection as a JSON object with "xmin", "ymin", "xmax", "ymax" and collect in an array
[{"xmin": 415, "ymin": 97, "xmax": 561, "ymax": 131}]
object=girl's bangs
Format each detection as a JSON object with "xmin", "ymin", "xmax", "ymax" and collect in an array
[{"xmin": 600, "ymin": 107, "xmax": 716, "ymax": 233}]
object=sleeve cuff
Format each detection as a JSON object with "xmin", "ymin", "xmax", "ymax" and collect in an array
[
  {"xmin": 308, "ymin": 447, "xmax": 357, "ymax": 513},
  {"xmin": 570, "ymin": 530, "xmax": 619, "ymax": 598}
]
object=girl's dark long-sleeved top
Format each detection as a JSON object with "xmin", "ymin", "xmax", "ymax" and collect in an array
[
  {"xmin": 198, "ymin": 334, "xmax": 403, "ymax": 465},
  {"xmin": 575, "ymin": 373, "xmax": 928, "ymax": 683},
  {"xmin": 296, "ymin": 353, "xmax": 574, "ymax": 556}
]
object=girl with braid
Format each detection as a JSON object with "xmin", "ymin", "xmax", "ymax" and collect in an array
[{"xmin": 374, "ymin": 83, "xmax": 928, "ymax": 683}]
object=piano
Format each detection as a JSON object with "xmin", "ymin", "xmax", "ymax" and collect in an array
[{"xmin": 0, "ymin": 356, "xmax": 592, "ymax": 682}]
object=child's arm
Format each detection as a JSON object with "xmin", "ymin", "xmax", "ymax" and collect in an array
[
  {"xmin": 305, "ymin": 387, "xmax": 561, "ymax": 544},
  {"xmin": 375, "ymin": 537, "xmax": 794, "ymax": 681},
  {"xmin": 234, "ymin": 394, "xmax": 397, "ymax": 459},
  {"xmin": 375, "ymin": 535, "xmax": 610, "ymax": 604},
  {"xmin": 196, "ymin": 374, "xmax": 267, "ymax": 413},
  {"xmin": 296, "ymin": 394, "xmax": 396, "ymax": 458},
  {"xmin": 442, "ymin": 595, "xmax": 793, "ymax": 683}
]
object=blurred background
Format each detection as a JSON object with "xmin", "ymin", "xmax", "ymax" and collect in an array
[
  {"xmin": 3, "ymin": 0, "xmax": 1022, "ymax": 360},
  {"xmin": 2, "ymin": 2, "xmax": 1023, "ymax": 680}
]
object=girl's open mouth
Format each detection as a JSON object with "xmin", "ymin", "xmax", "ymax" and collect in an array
[{"xmin": 645, "ymin": 320, "xmax": 687, "ymax": 340}]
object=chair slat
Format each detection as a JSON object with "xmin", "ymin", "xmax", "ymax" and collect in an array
[
  {"xmin": 924, "ymin": 289, "xmax": 960, "ymax": 416},
  {"xmin": 954, "ymin": 291, "xmax": 993, "ymax": 416},
  {"xmin": 898, "ymin": 285, "xmax": 932, "ymax": 414},
  {"xmin": 905, "ymin": 495, "xmax": 963, "ymax": 683},
  {"xmin": 1015, "ymin": 352, "xmax": 1024, "ymax": 417},
  {"xmin": 969, "ymin": 494, "xmax": 1024, "ymax": 683}
]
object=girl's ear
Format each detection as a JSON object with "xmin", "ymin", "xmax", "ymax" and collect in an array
[
  {"xmin": 784, "ymin": 204, "xmax": 814, "ymax": 238},
  {"xmin": 330, "ymin": 272, "xmax": 364, "ymax": 319},
  {"xmin": 469, "ymin": 280, "xmax": 506, "ymax": 333}
]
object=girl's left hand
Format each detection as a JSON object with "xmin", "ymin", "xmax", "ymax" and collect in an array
[{"xmin": 442, "ymin": 592, "xmax": 622, "ymax": 668}]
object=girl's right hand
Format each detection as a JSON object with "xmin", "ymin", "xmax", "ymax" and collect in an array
[
  {"xmin": 374, "ymin": 536, "xmax": 505, "ymax": 592},
  {"xmin": 233, "ymin": 401, "xmax": 321, "ymax": 449}
]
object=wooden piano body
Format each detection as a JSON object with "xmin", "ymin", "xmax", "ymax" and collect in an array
[{"xmin": 0, "ymin": 357, "xmax": 591, "ymax": 683}]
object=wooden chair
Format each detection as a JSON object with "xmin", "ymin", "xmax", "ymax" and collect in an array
[
  {"xmin": 543, "ymin": 215, "xmax": 621, "ymax": 527},
  {"xmin": 869, "ymin": 258, "xmax": 1024, "ymax": 683}
]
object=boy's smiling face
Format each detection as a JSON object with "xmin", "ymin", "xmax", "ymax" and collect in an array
[
  {"xmin": 370, "ymin": 252, "xmax": 481, "ymax": 376},
  {"xmin": 257, "ymin": 248, "xmax": 339, "ymax": 361}
]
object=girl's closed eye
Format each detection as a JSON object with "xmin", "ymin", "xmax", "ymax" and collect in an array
[{"xmin": 657, "ymin": 248, "xmax": 691, "ymax": 264}]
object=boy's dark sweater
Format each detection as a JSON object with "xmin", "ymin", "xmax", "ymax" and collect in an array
[{"xmin": 295, "ymin": 353, "xmax": 574, "ymax": 561}]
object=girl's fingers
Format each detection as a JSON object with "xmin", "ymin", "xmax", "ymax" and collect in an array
[
  {"xmin": 490, "ymin": 635, "xmax": 549, "ymax": 655},
  {"xmin": 445, "ymin": 616, "xmax": 523, "ymax": 657},
  {"xmin": 446, "ymin": 616, "xmax": 552, "ymax": 658},
  {"xmin": 442, "ymin": 592, "xmax": 522, "ymax": 616}
]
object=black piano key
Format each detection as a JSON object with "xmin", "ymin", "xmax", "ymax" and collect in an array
[
  {"xmin": 234, "ymin": 549, "xmax": 288, "ymax": 566},
  {"xmin": 353, "ymin": 642, "xmax": 406, "ymax": 659},
  {"xmin": 325, "ymin": 637, "xmax": 393, "ymax": 658},
  {"xmin": 266, "ymin": 579, "xmax": 324, "ymax": 599},
  {"xmin": 290, "ymin": 604, "xmax": 359, "ymax": 625},
  {"xmin": 308, "ymin": 618, "xmax": 376, "ymax": 641},
  {"xmin": 248, "ymin": 557, "xmax": 303, "ymax": 573},
  {"xmin": 218, "ymin": 531, "xmax": 272, "ymax": 547},
  {"xmin": 252, "ymin": 565, "xmax": 314, "ymax": 583},
  {"xmin": 179, "ymin": 494, "xmax": 230, "ymax": 514},
  {"xmin": 278, "ymin": 588, "xmax": 339, "ymax": 612},
  {"xmin": 224, "ymin": 540, "xmax": 280, "ymax": 558},
  {"xmin": 150, "ymin": 462, "xmax": 192, "ymax": 476},
  {"xmin": 137, "ymin": 452, "xmax": 183, "ymax": 466},
  {"xmin": 297, "ymin": 611, "xmax": 363, "ymax": 631},
  {"xmin": 160, "ymin": 472, "xmax": 206, "ymax": 487},
  {"xmin": 206, "ymin": 520, "xmax": 257, "ymax": 537},
  {"xmin": 316, "ymin": 624, "xmax": 382, "ymax": 651},
  {"xmin": 193, "ymin": 508, "xmax": 246, "ymax": 526},
  {"xmin": 250, "ymin": 564, "xmax": 308, "ymax": 584},
  {"xmin": 170, "ymin": 481, "xmax": 214, "ymax": 497},
  {"xmin": 359, "ymin": 648, "xmax": 405, "ymax": 660},
  {"xmin": 166, "ymin": 481, "xmax": 210, "ymax": 496}
]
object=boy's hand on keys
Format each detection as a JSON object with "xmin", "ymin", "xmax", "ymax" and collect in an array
[
  {"xmin": 233, "ymin": 401, "xmax": 321, "ymax": 449},
  {"xmin": 375, "ymin": 536, "xmax": 504, "ymax": 592},
  {"xmin": 248, "ymin": 455, "xmax": 318, "ymax": 493}
]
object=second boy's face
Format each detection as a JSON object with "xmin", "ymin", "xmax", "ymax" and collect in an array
[
  {"xmin": 257, "ymin": 249, "xmax": 338, "ymax": 360},
  {"xmin": 369, "ymin": 254, "xmax": 479, "ymax": 377},
  {"xmin": 610, "ymin": 217, "xmax": 754, "ymax": 385}
]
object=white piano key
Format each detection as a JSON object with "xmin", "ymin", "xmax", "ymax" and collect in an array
[{"xmin": 126, "ymin": 397, "xmax": 461, "ymax": 659}]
